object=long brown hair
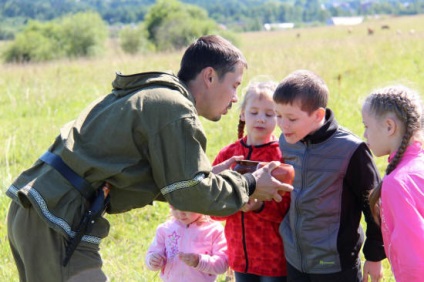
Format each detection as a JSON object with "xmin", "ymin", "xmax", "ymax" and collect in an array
[{"xmin": 365, "ymin": 85, "xmax": 423, "ymax": 224}]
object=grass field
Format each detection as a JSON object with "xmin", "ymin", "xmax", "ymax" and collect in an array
[{"xmin": 1, "ymin": 14, "xmax": 424, "ymax": 281}]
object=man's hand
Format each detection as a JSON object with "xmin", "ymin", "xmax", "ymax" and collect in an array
[
  {"xmin": 212, "ymin": 155, "xmax": 244, "ymax": 174},
  {"xmin": 251, "ymin": 161, "xmax": 293, "ymax": 202},
  {"xmin": 362, "ymin": 260, "xmax": 383, "ymax": 282},
  {"xmin": 178, "ymin": 252, "xmax": 200, "ymax": 268}
]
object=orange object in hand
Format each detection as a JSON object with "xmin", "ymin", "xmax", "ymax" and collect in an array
[
  {"xmin": 234, "ymin": 160, "xmax": 295, "ymax": 196},
  {"xmin": 265, "ymin": 163, "xmax": 294, "ymax": 185},
  {"xmin": 258, "ymin": 162, "xmax": 294, "ymax": 195}
]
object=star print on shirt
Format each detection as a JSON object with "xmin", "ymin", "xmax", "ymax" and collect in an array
[{"xmin": 166, "ymin": 231, "xmax": 181, "ymax": 259}]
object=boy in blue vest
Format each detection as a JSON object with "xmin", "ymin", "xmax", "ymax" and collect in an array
[{"xmin": 273, "ymin": 69, "xmax": 386, "ymax": 282}]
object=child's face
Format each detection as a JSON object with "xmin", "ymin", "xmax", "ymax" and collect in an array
[
  {"xmin": 361, "ymin": 105, "xmax": 392, "ymax": 157},
  {"xmin": 275, "ymin": 101, "xmax": 324, "ymax": 144},
  {"xmin": 241, "ymin": 95, "xmax": 277, "ymax": 145},
  {"xmin": 170, "ymin": 206, "xmax": 202, "ymax": 225}
]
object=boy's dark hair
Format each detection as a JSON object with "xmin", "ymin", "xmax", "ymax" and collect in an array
[
  {"xmin": 273, "ymin": 69, "xmax": 329, "ymax": 114},
  {"xmin": 177, "ymin": 35, "xmax": 248, "ymax": 83}
]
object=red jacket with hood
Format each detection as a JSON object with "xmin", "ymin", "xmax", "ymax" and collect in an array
[{"xmin": 212, "ymin": 136, "xmax": 290, "ymax": 276}]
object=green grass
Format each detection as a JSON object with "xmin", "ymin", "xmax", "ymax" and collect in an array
[{"xmin": 2, "ymin": 14, "xmax": 424, "ymax": 281}]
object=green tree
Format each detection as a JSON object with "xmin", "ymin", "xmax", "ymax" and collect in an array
[
  {"xmin": 119, "ymin": 24, "xmax": 153, "ymax": 54},
  {"xmin": 2, "ymin": 20, "xmax": 64, "ymax": 62},
  {"xmin": 2, "ymin": 11, "xmax": 108, "ymax": 63},
  {"xmin": 144, "ymin": 0, "xmax": 217, "ymax": 51},
  {"xmin": 302, "ymin": 0, "xmax": 322, "ymax": 22},
  {"xmin": 60, "ymin": 12, "xmax": 108, "ymax": 57}
]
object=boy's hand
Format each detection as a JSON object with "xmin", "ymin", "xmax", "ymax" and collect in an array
[
  {"xmin": 240, "ymin": 198, "xmax": 263, "ymax": 213},
  {"xmin": 178, "ymin": 252, "xmax": 200, "ymax": 268},
  {"xmin": 251, "ymin": 161, "xmax": 293, "ymax": 202},
  {"xmin": 212, "ymin": 155, "xmax": 244, "ymax": 174},
  {"xmin": 362, "ymin": 260, "xmax": 383, "ymax": 282},
  {"xmin": 148, "ymin": 253, "xmax": 165, "ymax": 269}
]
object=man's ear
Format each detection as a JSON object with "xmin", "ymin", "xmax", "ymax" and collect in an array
[{"xmin": 202, "ymin": 67, "xmax": 215, "ymax": 87}]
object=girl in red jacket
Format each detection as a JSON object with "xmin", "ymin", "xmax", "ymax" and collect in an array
[{"xmin": 212, "ymin": 79, "xmax": 290, "ymax": 282}]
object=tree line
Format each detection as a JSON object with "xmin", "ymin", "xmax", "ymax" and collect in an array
[
  {"xmin": 1, "ymin": 0, "xmax": 424, "ymax": 35},
  {"xmin": 2, "ymin": 0, "xmax": 424, "ymax": 63},
  {"xmin": 1, "ymin": 0, "xmax": 238, "ymax": 62}
]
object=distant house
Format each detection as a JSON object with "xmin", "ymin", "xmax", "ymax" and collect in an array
[
  {"xmin": 327, "ymin": 17, "xmax": 364, "ymax": 26},
  {"xmin": 264, "ymin": 22, "xmax": 295, "ymax": 31}
]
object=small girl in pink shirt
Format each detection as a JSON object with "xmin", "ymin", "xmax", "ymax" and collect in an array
[
  {"xmin": 145, "ymin": 205, "xmax": 228, "ymax": 281},
  {"xmin": 362, "ymin": 85, "xmax": 424, "ymax": 282}
]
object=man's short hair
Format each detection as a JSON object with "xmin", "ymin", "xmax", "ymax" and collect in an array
[{"xmin": 178, "ymin": 35, "xmax": 248, "ymax": 83}]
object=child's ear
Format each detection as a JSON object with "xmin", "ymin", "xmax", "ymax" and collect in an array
[
  {"xmin": 385, "ymin": 118, "xmax": 397, "ymax": 135},
  {"xmin": 314, "ymin": 107, "xmax": 326, "ymax": 122},
  {"xmin": 240, "ymin": 111, "xmax": 246, "ymax": 121}
]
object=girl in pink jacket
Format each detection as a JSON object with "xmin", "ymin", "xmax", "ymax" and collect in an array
[
  {"xmin": 362, "ymin": 85, "xmax": 424, "ymax": 282},
  {"xmin": 145, "ymin": 205, "xmax": 228, "ymax": 281}
]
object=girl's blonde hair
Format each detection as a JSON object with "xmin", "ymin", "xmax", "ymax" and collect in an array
[
  {"xmin": 365, "ymin": 85, "xmax": 423, "ymax": 224},
  {"xmin": 237, "ymin": 78, "xmax": 278, "ymax": 139}
]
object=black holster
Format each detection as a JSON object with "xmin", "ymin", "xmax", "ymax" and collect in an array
[{"xmin": 63, "ymin": 188, "xmax": 110, "ymax": 266}]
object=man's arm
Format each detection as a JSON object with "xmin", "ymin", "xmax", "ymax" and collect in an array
[{"xmin": 152, "ymin": 116, "xmax": 291, "ymax": 216}]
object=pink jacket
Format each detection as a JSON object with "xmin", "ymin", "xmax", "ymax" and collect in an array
[
  {"xmin": 381, "ymin": 141, "xmax": 424, "ymax": 282},
  {"xmin": 145, "ymin": 217, "xmax": 228, "ymax": 282}
]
